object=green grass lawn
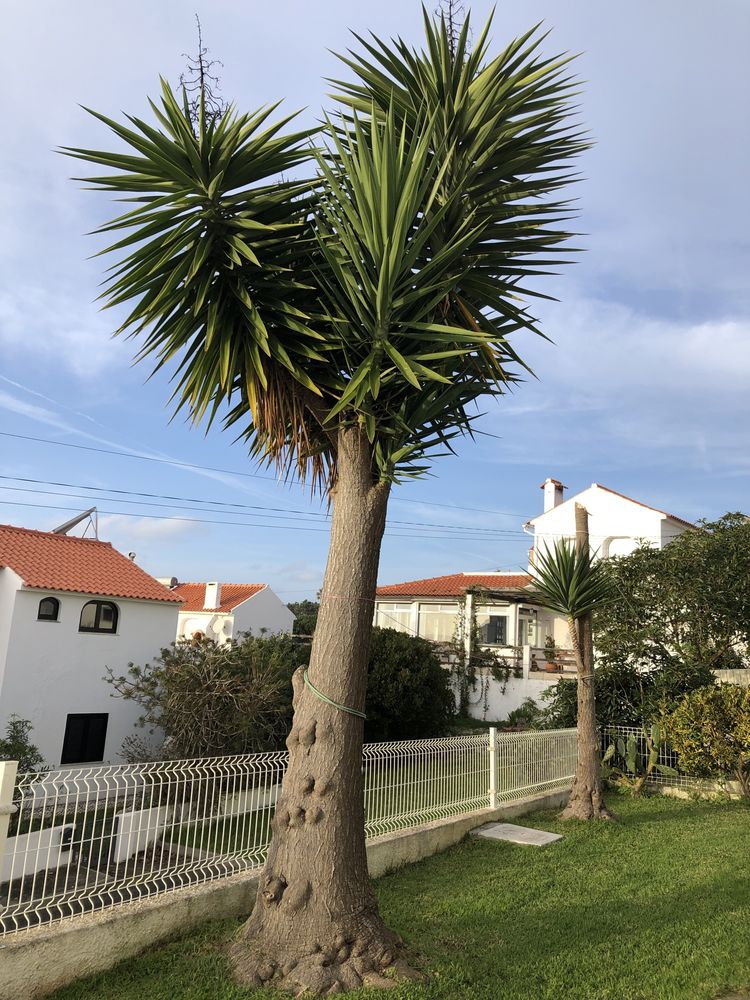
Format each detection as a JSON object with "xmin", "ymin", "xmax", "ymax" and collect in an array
[{"xmin": 49, "ymin": 793, "xmax": 750, "ymax": 1000}]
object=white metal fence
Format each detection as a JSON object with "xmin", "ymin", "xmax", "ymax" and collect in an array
[
  {"xmin": 0, "ymin": 728, "xmax": 576, "ymax": 936},
  {"xmin": 601, "ymin": 725, "xmax": 704, "ymax": 790}
]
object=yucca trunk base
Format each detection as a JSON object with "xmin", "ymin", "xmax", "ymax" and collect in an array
[
  {"xmin": 560, "ymin": 778, "xmax": 613, "ymax": 821},
  {"xmin": 230, "ymin": 911, "xmax": 414, "ymax": 995}
]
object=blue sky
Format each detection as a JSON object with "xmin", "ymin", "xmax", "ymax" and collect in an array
[{"xmin": 1, "ymin": 0, "xmax": 748, "ymax": 600}]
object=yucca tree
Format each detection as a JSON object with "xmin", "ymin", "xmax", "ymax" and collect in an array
[
  {"xmin": 529, "ymin": 518, "xmax": 613, "ymax": 820},
  {"xmin": 65, "ymin": 11, "xmax": 586, "ymax": 993}
]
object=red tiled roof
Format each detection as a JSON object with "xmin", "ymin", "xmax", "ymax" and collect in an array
[
  {"xmin": 172, "ymin": 582, "xmax": 266, "ymax": 613},
  {"xmin": 377, "ymin": 572, "xmax": 532, "ymax": 598},
  {"xmin": 0, "ymin": 524, "xmax": 182, "ymax": 602}
]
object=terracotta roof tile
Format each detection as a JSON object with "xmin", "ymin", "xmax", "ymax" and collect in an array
[
  {"xmin": 377, "ymin": 572, "xmax": 532, "ymax": 598},
  {"xmin": 172, "ymin": 582, "xmax": 266, "ymax": 613},
  {"xmin": 0, "ymin": 524, "xmax": 182, "ymax": 602}
]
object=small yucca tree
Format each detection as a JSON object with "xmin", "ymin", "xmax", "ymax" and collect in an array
[
  {"xmin": 65, "ymin": 11, "xmax": 585, "ymax": 992},
  {"xmin": 530, "ymin": 532, "xmax": 613, "ymax": 819}
]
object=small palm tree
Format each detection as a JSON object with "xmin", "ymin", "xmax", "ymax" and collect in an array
[
  {"xmin": 530, "ymin": 536, "xmax": 613, "ymax": 819},
  {"xmin": 64, "ymin": 11, "xmax": 586, "ymax": 992}
]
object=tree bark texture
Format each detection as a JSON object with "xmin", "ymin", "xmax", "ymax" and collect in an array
[
  {"xmin": 231, "ymin": 426, "xmax": 411, "ymax": 994},
  {"xmin": 560, "ymin": 504, "xmax": 613, "ymax": 821}
]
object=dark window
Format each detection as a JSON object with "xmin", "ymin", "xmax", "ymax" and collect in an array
[
  {"xmin": 60, "ymin": 713, "xmax": 109, "ymax": 765},
  {"xmin": 79, "ymin": 601, "xmax": 118, "ymax": 633},
  {"xmin": 37, "ymin": 597, "xmax": 60, "ymax": 622},
  {"xmin": 480, "ymin": 615, "xmax": 508, "ymax": 646}
]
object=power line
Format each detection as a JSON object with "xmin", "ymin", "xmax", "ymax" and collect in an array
[
  {"xmin": 0, "ymin": 499, "xmax": 534, "ymax": 542},
  {"xmin": 0, "ymin": 477, "xmax": 526, "ymax": 536},
  {"xmin": 0, "ymin": 431, "xmax": 282, "ymax": 483},
  {"xmin": 0, "ymin": 430, "xmax": 527, "ymax": 519},
  {"xmin": 0, "ymin": 485, "xmax": 668, "ymax": 544}
]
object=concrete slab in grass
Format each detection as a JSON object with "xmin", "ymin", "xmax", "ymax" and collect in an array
[{"xmin": 472, "ymin": 822, "xmax": 562, "ymax": 846}]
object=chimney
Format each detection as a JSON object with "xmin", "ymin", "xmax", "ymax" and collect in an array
[
  {"xmin": 204, "ymin": 582, "xmax": 222, "ymax": 610},
  {"xmin": 541, "ymin": 477, "xmax": 566, "ymax": 513}
]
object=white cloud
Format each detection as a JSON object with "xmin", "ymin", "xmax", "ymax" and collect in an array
[
  {"xmin": 98, "ymin": 514, "xmax": 194, "ymax": 542},
  {"xmin": 0, "ymin": 285, "xmax": 127, "ymax": 378},
  {"xmin": 477, "ymin": 296, "xmax": 750, "ymax": 483}
]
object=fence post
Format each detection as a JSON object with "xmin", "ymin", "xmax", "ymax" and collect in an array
[
  {"xmin": 488, "ymin": 727, "xmax": 498, "ymax": 810},
  {"xmin": 0, "ymin": 760, "xmax": 19, "ymax": 875}
]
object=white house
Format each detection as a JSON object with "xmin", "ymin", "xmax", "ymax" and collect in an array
[
  {"xmin": 375, "ymin": 478, "xmax": 694, "ymax": 721},
  {"xmin": 0, "ymin": 524, "xmax": 182, "ymax": 767},
  {"xmin": 527, "ymin": 478, "xmax": 693, "ymax": 562},
  {"xmin": 166, "ymin": 581, "xmax": 294, "ymax": 643},
  {"xmin": 374, "ymin": 571, "xmax": 569, "ymax": 718}
]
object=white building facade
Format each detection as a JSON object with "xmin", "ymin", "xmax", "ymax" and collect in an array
[
  {"xmin": 167, "ymin": 581, "xmax": 294, "ymax": 643},
  {"xmin": 528, "ymin": 479, "xmax": 692, "ymax": 562},
  {"xmin": 374, "ymin": 572, "xmax": 572, "ymax": 718},
  {"xmin": 375, "ymin": 478, "xmax": 694, "ymax": 722},
  {"xmin": 0, "ymin": 526, "xmax": 181, "ymax": 767}
]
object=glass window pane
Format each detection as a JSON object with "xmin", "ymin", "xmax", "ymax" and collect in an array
[
  {"xmin": 100, "ymin": 604, "xmax": 115, "ymax": 628},
  {"xmin": 375, "ymin": 603, "xmax": 412, "ymax": 633},
  {"xmin": 38, "ymin": 597, "xmax": 59, "ymax": 621},
  {"xmin": 476, "ymin": 606, "xmax": 508, "ymax": 646},
  {"xmin": 418, "ymin": 604, "xmax": 458, "ymax": 642},
  {"xmin": 80, "ymin": 602, "xmax": 97, "ymax": 630},
  {"xmin": 519, "ymin": 610, "xmax": 538, "ymax": 646}
]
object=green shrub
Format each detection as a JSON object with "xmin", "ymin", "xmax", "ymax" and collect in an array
[
  {"xmin": 504, "ymin": 698, "xmax": 545, "ymax": 730},
  {"xmin": 0, "ymin": 715, "xmax": 48, "ymax": 773},
  {"xmin": 365, "ymin": 628, "xmax": 454, "ymax": 742},
  {"xmin": 287, "ymin": 600, "xmax": 319, "ymax": 636},
  {"xmin": 667, "ymin": 684, "xmax": 750, "ymax": 798},
  {"xmin": 108, "ymin": 633, "xmax": 308, "ymax": 760}
]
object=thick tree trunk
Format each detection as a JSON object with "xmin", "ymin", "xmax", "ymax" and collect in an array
[
  {"xmin": 231, "ymin": 426, "xmax": 410, "ymax": 994},
  {"xmin": 560, "ymin": 504, "xmax": 613, "ymax": 822}
]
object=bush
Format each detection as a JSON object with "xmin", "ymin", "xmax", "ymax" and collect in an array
[
  {"xmin": 287, "ymin": 600, "xmax": 319, "ymax": 636},
  {"xmin": 0, "ymin": 715, "xmax": 47, "ymax": 773},
  {"xmin": 108, "ymin": 633, "xmax": 308, "ymax": 760},
  {"xmin": 365, "ymin": 628, "xmax": 454, "ymax": 742},
  {"xmin": 503, "ymin": 698, "xmax": 545, "ymax": 730},
  {"xmin": 542, "ymin": 658, "xmax": 716, "ymax": 730},
  {"xmin": 113, "ymin": 628, "xmax": 455, "ymax": 760},
  {"xmin": 667, "ymin": 684, "xmax": 750, "ymax": 798}
]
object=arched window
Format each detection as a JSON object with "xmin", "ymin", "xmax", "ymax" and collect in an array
[
  {"xmin": 37, "ymin": 596, "xmax": 60, "ymax": 622},
  {"xmin": 79, "ymin": 600, "xmax": 119, "ymax": 634}
]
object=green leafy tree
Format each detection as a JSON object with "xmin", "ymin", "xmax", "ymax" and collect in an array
[
  {"xmin": 107, "ymin": 633, "xmax": 305, "ymax": 759},
  {"xmin": 529, "ymin": 515, "xmax": 613, "ymax": 820},
  {"xmin": 66, "ymin": 11, "xmax": 584, "ymax": 990},
  {"xmin": 365, "ymin": 628, "xmax": 454, "ymax": 742},
  {"xmin": 668, "ymin": 684, "xmax": 750, "ymax": 799},
  {"xmin": 594, "ymin": 514, "xmax": 750, "ymax": 676},
  {"xmin": 287, "ymin": 599, "xmax": 319, "ymax": 636}
]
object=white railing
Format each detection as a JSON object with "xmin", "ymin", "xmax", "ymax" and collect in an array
[{"xmin": 0, "ymin": 728, "xmax": 576, "ymax": 936}]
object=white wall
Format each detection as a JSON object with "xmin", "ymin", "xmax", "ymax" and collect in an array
[
  {"xmin": 0, "ymin": 568, "xmax": 21, "ymax": 699},
  {"xmin": 232, "ymin": 587, "xmax": 294, "ymax": 638},
  {"xmin": 176, "ymin": 587, "xmax": 294, "ymax": 645},
  {"xmin": 0, "ymin": 589, "xmax": 179, "ymax": 767},
  {"xmin": 466, "ymin": 674, "xmax": 560, "ymax": 722},
  {"xmin": 530, "ymin": 483, "xmax": 691, "ymax": 566}
]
